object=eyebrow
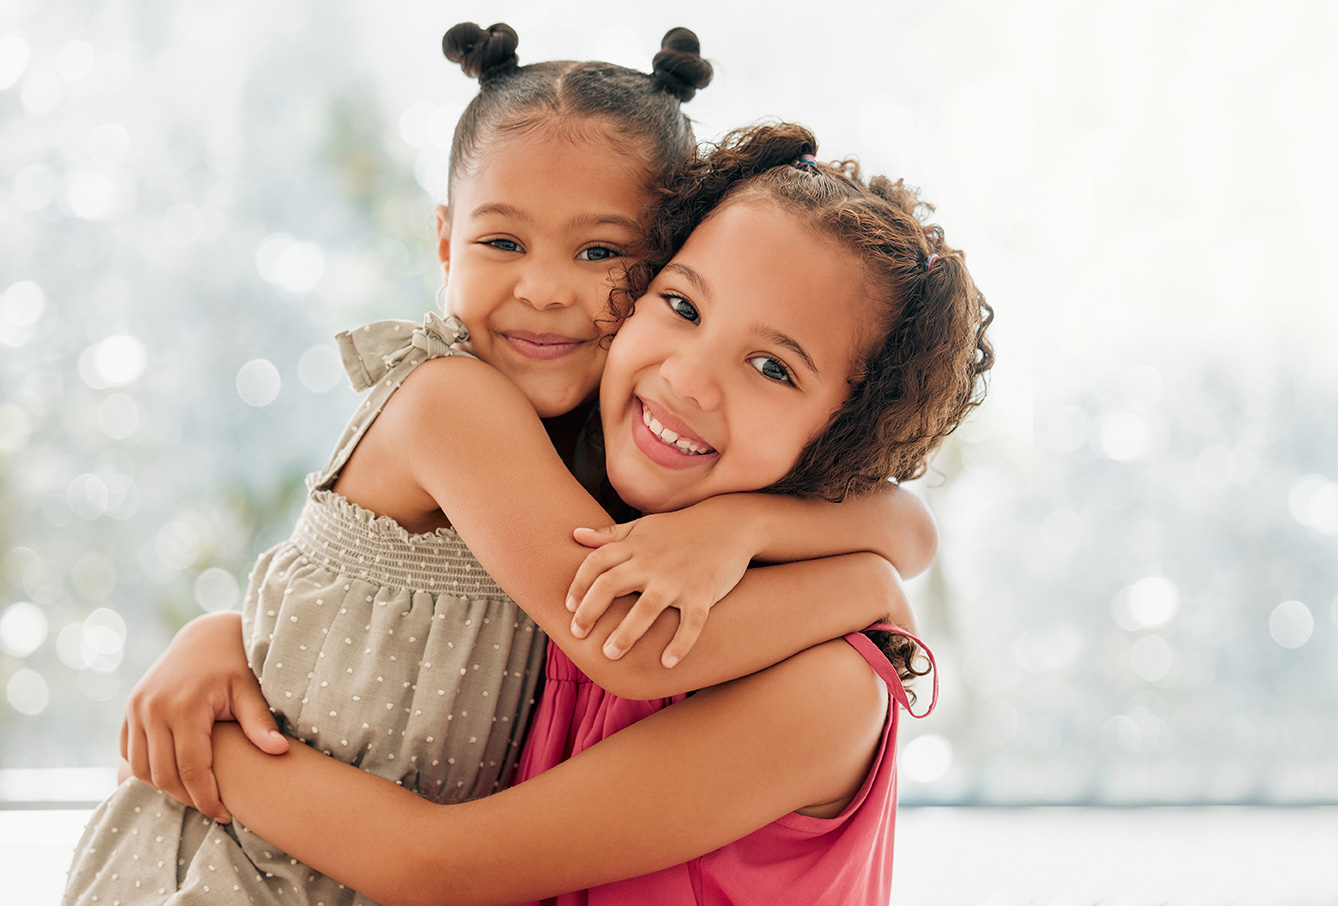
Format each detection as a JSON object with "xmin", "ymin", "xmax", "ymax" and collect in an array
[
  {"xmin": 759, "ymin": 326, "xmax": 819, "ymax": 376},
  {"xmin": 661, "ymin": 262, "xmax": 819, "ymax": 376},
  {"xmin": 469, "ymin": 202, "xmax": 641, "ymax": 234}
]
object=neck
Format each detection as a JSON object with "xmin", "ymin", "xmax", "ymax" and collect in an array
[{"xmin": 542, "ymin": 406, "xmax": 591, "ymax": 468}]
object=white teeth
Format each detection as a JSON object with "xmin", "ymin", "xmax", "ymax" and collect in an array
[{"xmin": 640, "ymin": 403, "xmax": 710, "ymax": 455}]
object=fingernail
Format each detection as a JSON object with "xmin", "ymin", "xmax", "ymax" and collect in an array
[
  {"xmin": 565, "ymin": 595, "xmax": 577, "ymax": 612},
  {"xmin": 662, "ymin": 654, "xmax": 679, "ymax": 669},
  {"xmin": 571, "ymin": 619, "xmax": 587, "ymax": 639},
  {"xmin": 603, "ymin": 641, "xmax": 623, "ymax": 659}
]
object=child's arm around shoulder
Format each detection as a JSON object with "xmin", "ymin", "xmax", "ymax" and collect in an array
[
  {"xmin": 567, "ymin": 482, "xmax": 935, "ymax": 666},
  {"xmin": 373, "ymin": 355, "xmax": 906, "ymax": 700},
  {"xmin": 210, "ymin": 635, "xmax": 889, "ymax": 906}
]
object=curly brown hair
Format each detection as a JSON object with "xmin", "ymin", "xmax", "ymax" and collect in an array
[{"xmin": 615, "ymin": 122, "xmax": 995, "ymax": 501}]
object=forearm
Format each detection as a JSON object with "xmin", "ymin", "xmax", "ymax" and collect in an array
[
  {"xmin": 581, "ymin": 552, "xmax": 905, "ymax": 699},
  {"xmin": 212, "ymin": 640, "xmax": 872, "ymax": 906},
  {"xmin": 713, "ymin": 486, "xmax": 937, "ymax": 578}
]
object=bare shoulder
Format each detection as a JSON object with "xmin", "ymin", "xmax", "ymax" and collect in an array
[
  {"xmin": 392, "ymin": 353, "xmax": 530, "ymax": 416},
  {"xmin": 726, "ymin": 639, "xmax": 887, "ymax": 732},
  {"xmin": 691, "ymin": 638, "xmax": 889, "ymax": 814}
]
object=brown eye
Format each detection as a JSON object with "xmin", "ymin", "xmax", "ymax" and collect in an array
[
  {"xmin": 577, "ymin": 246, "xmax": 620, "ymax": 261},
  {"xmin": 666, "ymin": 295, "xmax": 700, "ymax": 324},
  {"xmin": 748, "ymin": 355, "xmax": 794, "ymax": 385}
]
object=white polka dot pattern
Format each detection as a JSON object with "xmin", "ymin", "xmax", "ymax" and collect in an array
[{"xmin": 62, "ymin": 317, "xmax": 548, "ymax": 906}]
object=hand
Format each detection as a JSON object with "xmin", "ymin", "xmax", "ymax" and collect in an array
[
  {"xmin": 120, "ymin": 612, "xmax": 288, "ymax": 822},
  {"xmin": 566, "ymin": 504, "xmax": 757, "ymax": 667}
]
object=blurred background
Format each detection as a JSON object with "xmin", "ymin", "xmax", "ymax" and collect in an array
[{"xmin": 2, "ymin": 0, "xmax": 1336, "ymax": 902}]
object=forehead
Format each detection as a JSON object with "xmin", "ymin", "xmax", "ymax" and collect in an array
[
  {"xmin": 671, "ymin": 199, "xmax": 878, "ymax": 376},
  {"xmin": 451, "ymin": 122, "xmax": 654, "ymax": 224}
]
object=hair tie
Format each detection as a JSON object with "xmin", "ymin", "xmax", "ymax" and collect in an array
[
  {"xmin": 924, "ymin": 253, "xmax": 940, "ymax": 271},
  {"xmin": 796, "ymin": 153, "xmax": 818, "ymax": 172}
]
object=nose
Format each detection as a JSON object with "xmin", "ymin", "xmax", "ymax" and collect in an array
[
  {"xmin": 659, "ymin": 344, "xmax": 723, "ymax": 412},
  {"xmin": 515, "ymin": 257, "xmax": 578, "ymax": 311}
]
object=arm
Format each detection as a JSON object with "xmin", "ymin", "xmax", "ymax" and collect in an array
[
  {"xmin": 718, "ymin": 484, "xmax": 937, "ymax": 576},
  {"xmin": 564, "ymin": 486, "xmax": 935, "ymax": 660},
  {"xmin": 212, "ymin": 638, "xmax": 886, "ymax": 906},
  {"xmin": 382, "ymin": 357, "xmax": 905, "ymax": 699}
]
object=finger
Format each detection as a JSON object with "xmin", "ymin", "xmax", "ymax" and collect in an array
[
  {"xmin": 659, "ymin": 604, "xmax": 710, "ymax": 669},
  {"xmin": 601, "ymin": 590, "xmax": 674, "ymax": 660},
  {"xmin": 126, "ymin": 722, "xmax": 152, "ymax": 785},
  {"xmin": 571, "ymin": 521, "xmax": 635, "ymax": 549},
  {"xmin": 175, "ymin": 713, "xmax": 230, "ymax": 823},
  {"xmin": 571, "ymin": 568, "xmax": 643, "ymax": 639},
  {"xmin": 234, "ymin": 682, "xmax": 288, "ymax": 755},
  {"xmin": 565, "ymin": 544, "xmax": 635, "ymax": 614},
  {"xmin": 119, "ymin": 712, "xmax": 129, "ymax": 762},
  {"xmin": 146, "ymin": 721, "xmax": 188, "ymax": 805}
]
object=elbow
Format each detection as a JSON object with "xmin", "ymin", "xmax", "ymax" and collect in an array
[
  {"xmin": 907, "ymin": 511, "xmax": 939, "ymax": 579},
  {"xmin": 894, "ymin": 500, "xmax": 938, "ymax": 580},
  {"xmin": 567, "ymin": 651, "xmax": 670, "ymax": 701}
]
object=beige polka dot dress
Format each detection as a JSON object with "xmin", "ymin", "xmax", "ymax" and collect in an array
[{"xmin": 63, "ymin": 314, "xmax": 548, "ymax": 905}]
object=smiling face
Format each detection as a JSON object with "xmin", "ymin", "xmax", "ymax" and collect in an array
[
  {"xmin": 599, "ymin": 198, "xmax": 879, "ymax": 514},
  {"xmin": 437, "ymin": 122, "xmax": 654, "ymax": 418}
]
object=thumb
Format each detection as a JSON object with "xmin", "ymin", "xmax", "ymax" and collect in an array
[
  {"xmin": 573, "ymin": 521, "xmax": 636, "ymax": 548},
  {"xmin": 233, "ymin": 685, "xmax": 288, "ymax": 755}
]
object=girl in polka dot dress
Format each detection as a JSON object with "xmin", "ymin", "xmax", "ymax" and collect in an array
[{"xmin": 64, "ymin": 26, "xmax": 935, "ymax": 906}]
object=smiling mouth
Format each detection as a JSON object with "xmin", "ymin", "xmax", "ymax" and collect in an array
[
  {"xmin": 502, "ymin": 331, "xmax": 591, "ymax": 361},
  {"xmin": 640, "ymin": 400, "xmax": 714, "ymax": 456}
]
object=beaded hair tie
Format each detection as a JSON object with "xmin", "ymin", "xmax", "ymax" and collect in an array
[
  {"xmin": 796, "ymin": 153, "xmax": 818, "ymax": 171},
  {"xmin": 924, "ymin": 253, "xmax": 940, "ymax": 271}
]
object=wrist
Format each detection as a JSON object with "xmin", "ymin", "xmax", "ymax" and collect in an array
[{"xmin": 716, "ymin": 493, "xmax": 771, "ymax": 559}]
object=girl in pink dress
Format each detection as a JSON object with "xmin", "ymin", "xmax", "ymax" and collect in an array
[{"xmin": 185, "ymin": 121, "xmax": 992, "ymax": 905}]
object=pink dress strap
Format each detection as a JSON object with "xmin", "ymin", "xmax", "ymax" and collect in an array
[{"xmin": 843, "ymin": 624, "xmax": 938, "ymax": 719}]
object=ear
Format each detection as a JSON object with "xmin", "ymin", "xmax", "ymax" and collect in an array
[{"xmin": 434, "ymin": 204, "xmax": 451, "ymax": 279}]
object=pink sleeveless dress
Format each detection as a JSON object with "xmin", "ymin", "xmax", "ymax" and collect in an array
[{"xmin": 515, "ymin": 625, "xmax": 937, "ymax": 905}]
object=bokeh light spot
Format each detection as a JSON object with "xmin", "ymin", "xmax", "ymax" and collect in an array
[
  {"xmin": 2, "ymin": 280, "xmax": 46, "ymax": 326},
  {"xmin": 236, "ymin": 358, "xmax": 281, "ymax": 407},
  {"xmin": 1270, "ymin": 600, "xmax": 1313, "ymax": 650},
  {"xmin": 1130, "ymin": 635, "xmax": 1173, "ymax": 682},
  {"xmin": 195, "ymin": 567, "xmax": 241, "ymax": 613},
  {"xmin": 298, "ymin": 344, "xmax": 345, "ymax": 392},
  {"xmin": 6, "ymin": 669, "xmax": 49, "ymax": 716},
  {"xmin": 66, "ymin": 170, "xmax": 119, "ymax": 218},
  {"xmin": 0, "ymin": 36, "xmax": 32, "ymax": 89},
  {"xmin": 1099, "ymin": 411, "xmax": 1152, "ymax": 461},
  {"xmin": 91, "ymin": 334, "xmax": 147, "ymax": 386},
  {"xmin": 97, "ymin": 392, "xmax": 140, "ymax": 440},
  {"xmin": 21, "ymin": 69, "xmax": 61, "ymax": 114},
  {"xmin": 0, "ymin": 602, "xmax": 48, "ymax": 657},
  {"xmin": 902, "ymin": 734, "xmax": 953, "ymax": 783},
  {"xmin": 255, "ymin": 233, "xmax": 326, "ymax": 293},
  {"xmin": 155, "ymin": 520, "xmax": 202, "ymax": 571}
]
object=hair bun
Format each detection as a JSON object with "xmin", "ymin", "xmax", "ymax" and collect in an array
[
  {"xmin": 652, "ymin": 27, "xmax": 712, "ymax": 102},
  {"xmin": 443, "ymin": 22, "xmax": 520, "ymax": 81}
]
